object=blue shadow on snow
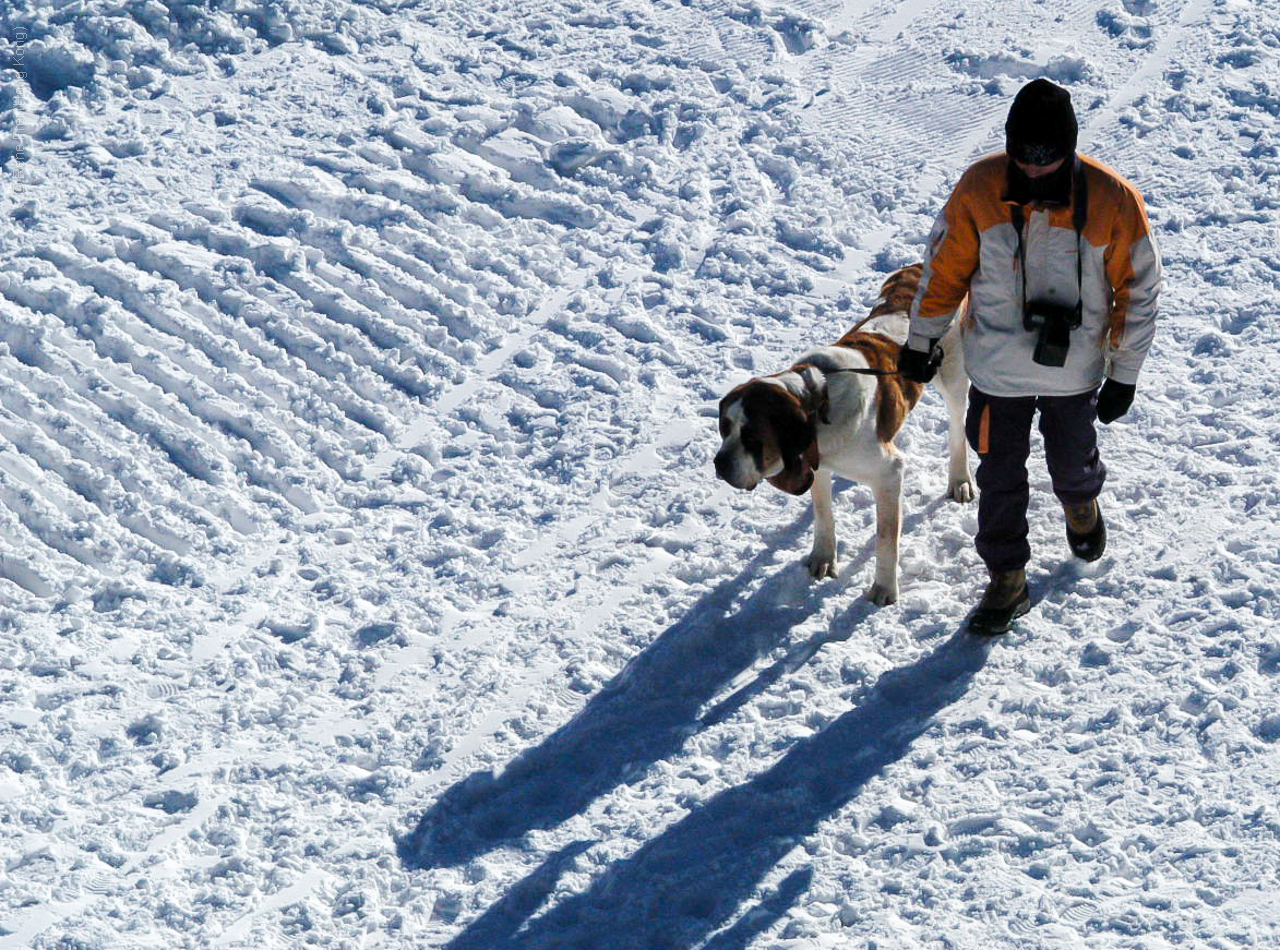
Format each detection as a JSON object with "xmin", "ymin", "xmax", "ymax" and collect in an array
[
  {"xmin": 445, "ymin": 627, "xmax": 993, "ymax": 950},
  {"xmin": 398, "ymin": 505, "xmax": 883, "ymax": 872}
]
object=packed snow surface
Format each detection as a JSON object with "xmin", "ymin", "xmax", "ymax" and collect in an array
[{"xmin": 2, "ymin": 0, "xmax": 1279, "ymax": 947}]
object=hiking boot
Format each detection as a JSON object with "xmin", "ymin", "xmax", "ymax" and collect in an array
[
  {"xmin": 967, "ymin": 568, "xmax": 1031, "ymax": 636},
  {"xmin": 1064, "ymin": 499, "xmax": 1106, "ymax": 562}
]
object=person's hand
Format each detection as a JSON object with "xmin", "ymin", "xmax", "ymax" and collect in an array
[
  {"xmin": 1096, "ymin": 379, "xmax": 1136, "ymax": 424},
  {"xmin": 898, "ymin": 342, "xmax": 939, "ymax": 384}
]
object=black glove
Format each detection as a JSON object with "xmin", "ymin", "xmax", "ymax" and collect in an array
[
  {"xmin": 1096, "ymin": 379, "xmax": 1136, "ymax": 424},
  {"xmin": 897, "ymin": 341, "xmax": 940, "ymax": 384}
]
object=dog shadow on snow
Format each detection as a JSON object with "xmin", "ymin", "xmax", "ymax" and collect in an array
[
  {"xmin": 400, "ymin": 496, "xmax": 881, "ymax": 871},
  {"xmin": 400, "ymin": 492, "xmax": 993, "ymax": 948}
]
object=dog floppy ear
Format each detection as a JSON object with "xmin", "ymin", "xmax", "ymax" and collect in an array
[{"xmin": 766, "ymin": 406, "xmax": 820, "ymax": 496}]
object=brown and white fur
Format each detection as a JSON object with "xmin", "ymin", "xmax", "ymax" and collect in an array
[{"xmin": 713, "ymin": 264, "xmax": 973, "ymax": 605}]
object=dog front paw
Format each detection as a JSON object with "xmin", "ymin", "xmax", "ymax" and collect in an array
[
  {"xmin": 865, "ymin": 580, "xmax": 899, "ymax": 606},
  {"xmin": 948, "ymin": 477, "xmax": 975, "ymax": 504},
  {"xmin": 806, "ymin": 548, "xmax": 837, "ymax": 579}
]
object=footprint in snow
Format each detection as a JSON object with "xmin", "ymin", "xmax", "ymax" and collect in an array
[
  {"xmin": 143, "ymin": 790, "xmax": 198, "ymax": 814},
  {"xmin": 356, "ymin": 622, "xmax": 400, "ymax": 647},
  {"xmin": 263, "ymin": 617, "xmax": 315, "ymax": 644}
]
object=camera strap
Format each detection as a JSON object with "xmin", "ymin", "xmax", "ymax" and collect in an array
[{"xmin": 1011, "ymin": 157, "xmax": 1088, "ymax": 318}]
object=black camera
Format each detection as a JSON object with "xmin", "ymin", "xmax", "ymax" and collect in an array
[{"xmin": 1024, "ymin": 299, "xmax": 1082, "ymax": 367}]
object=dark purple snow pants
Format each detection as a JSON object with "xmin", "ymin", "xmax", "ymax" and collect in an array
[{"xmin": 965, "ymin": 387, "xmax": 1107, "ymax": 572}]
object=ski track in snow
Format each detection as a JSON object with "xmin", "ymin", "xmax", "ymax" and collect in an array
[{"xmin": 2, "ymin": 0, "xmax": 1280, "ymax": 947}]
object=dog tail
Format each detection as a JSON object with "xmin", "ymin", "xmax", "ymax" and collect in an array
[{"xmin": 846, "ymin": 263, "xmax": 925, "ymax": 334}]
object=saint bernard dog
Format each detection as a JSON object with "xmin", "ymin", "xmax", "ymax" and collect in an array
[{"xmin": 714, "ymin": 264, "xmax": 973, "ymax": 606}]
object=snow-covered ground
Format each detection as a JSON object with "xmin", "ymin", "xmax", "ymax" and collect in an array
[{"xmin": 2, "ymin": 0, "xmax": 1279, "ymax": 946}]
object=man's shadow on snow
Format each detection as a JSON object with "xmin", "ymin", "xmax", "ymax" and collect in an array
[
  {"xmin": 446, "ymin": 624, "xmax": 994, "ymax": 950},
  {"xmin": 398, "ymin": 489, "xmax": 940, "ymax": 873}
]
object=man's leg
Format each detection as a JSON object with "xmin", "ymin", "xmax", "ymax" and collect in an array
[
  {"xmin": 1039, "ymin": 389, "xmax": 1108, "ymax": 560},
  {"xmin": 966, "ymin": 388, "xmax": 1037, "ymax": 572},
  {"xmin": 1038, "ymin": 389, "xmax": 1107, "ymax": 505},
  {"xmin": 965, "ymin": 388, "xmax": 1036, "ymax": 634}
]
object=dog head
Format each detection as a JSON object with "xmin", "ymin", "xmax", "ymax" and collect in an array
[{"xmin": 714, "ymin": 379, "xmax": 821, "ymax": 496}]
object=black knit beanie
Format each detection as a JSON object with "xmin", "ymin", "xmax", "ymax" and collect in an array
[{"xmin": 1005, "ymin": 79, "xmax": 1078, "ymax": 166}]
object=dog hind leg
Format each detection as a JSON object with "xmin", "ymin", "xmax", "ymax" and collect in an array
[{"xmin": 937, "ymin": 330, "xmax": 975, "ymax": 503}]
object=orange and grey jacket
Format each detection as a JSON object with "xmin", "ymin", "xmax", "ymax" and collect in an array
[{"xmin": 908, "ymin": 153, "xmax": 1162, "ymax": 398}]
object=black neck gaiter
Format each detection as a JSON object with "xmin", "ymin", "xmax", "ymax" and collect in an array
[{"xmin": 1006, "ymin": 156, "xmax": 1075, "ymax": 206}]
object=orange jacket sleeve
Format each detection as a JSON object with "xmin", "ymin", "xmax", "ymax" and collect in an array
[
  {"xmin": 1102, "ymin": 180, "xmax": 1162, "ymax": 384},
  {"xmin": 908, "ymin": 170, "xmax": 983, "ymax": 350}
]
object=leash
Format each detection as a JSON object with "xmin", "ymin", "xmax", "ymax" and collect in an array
[
  {"xmin": 826, "ymin": 366, "xmax": 909, "ymax": 378},
  {"xmin": 821, "ymin": 346, "xmax": 944, "ymax": 378},
  {"xmin": 795, "ymin": 347, "xmax": 943, "ymax": 426}
]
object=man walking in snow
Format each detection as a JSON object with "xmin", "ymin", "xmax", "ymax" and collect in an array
[{"xmin": 897, "ymin": 78, "xmax": 1162, "ymax": 635}]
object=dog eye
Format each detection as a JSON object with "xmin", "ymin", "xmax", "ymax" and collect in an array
[{"xmin": 741, "ymin": 435, "xmax": 760, "ymax": 452}]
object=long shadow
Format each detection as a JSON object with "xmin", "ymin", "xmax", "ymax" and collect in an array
[
  {"xmin": 446, "ymin": 628, "xmax": 994, "ymax": 950},
  {"xmin": 700, "ymin": 868, "xmax": 814, "ymax": 950},
  {"xmin": 400, "ymin": 511, "xmax": 868, "ymax": 871}
]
